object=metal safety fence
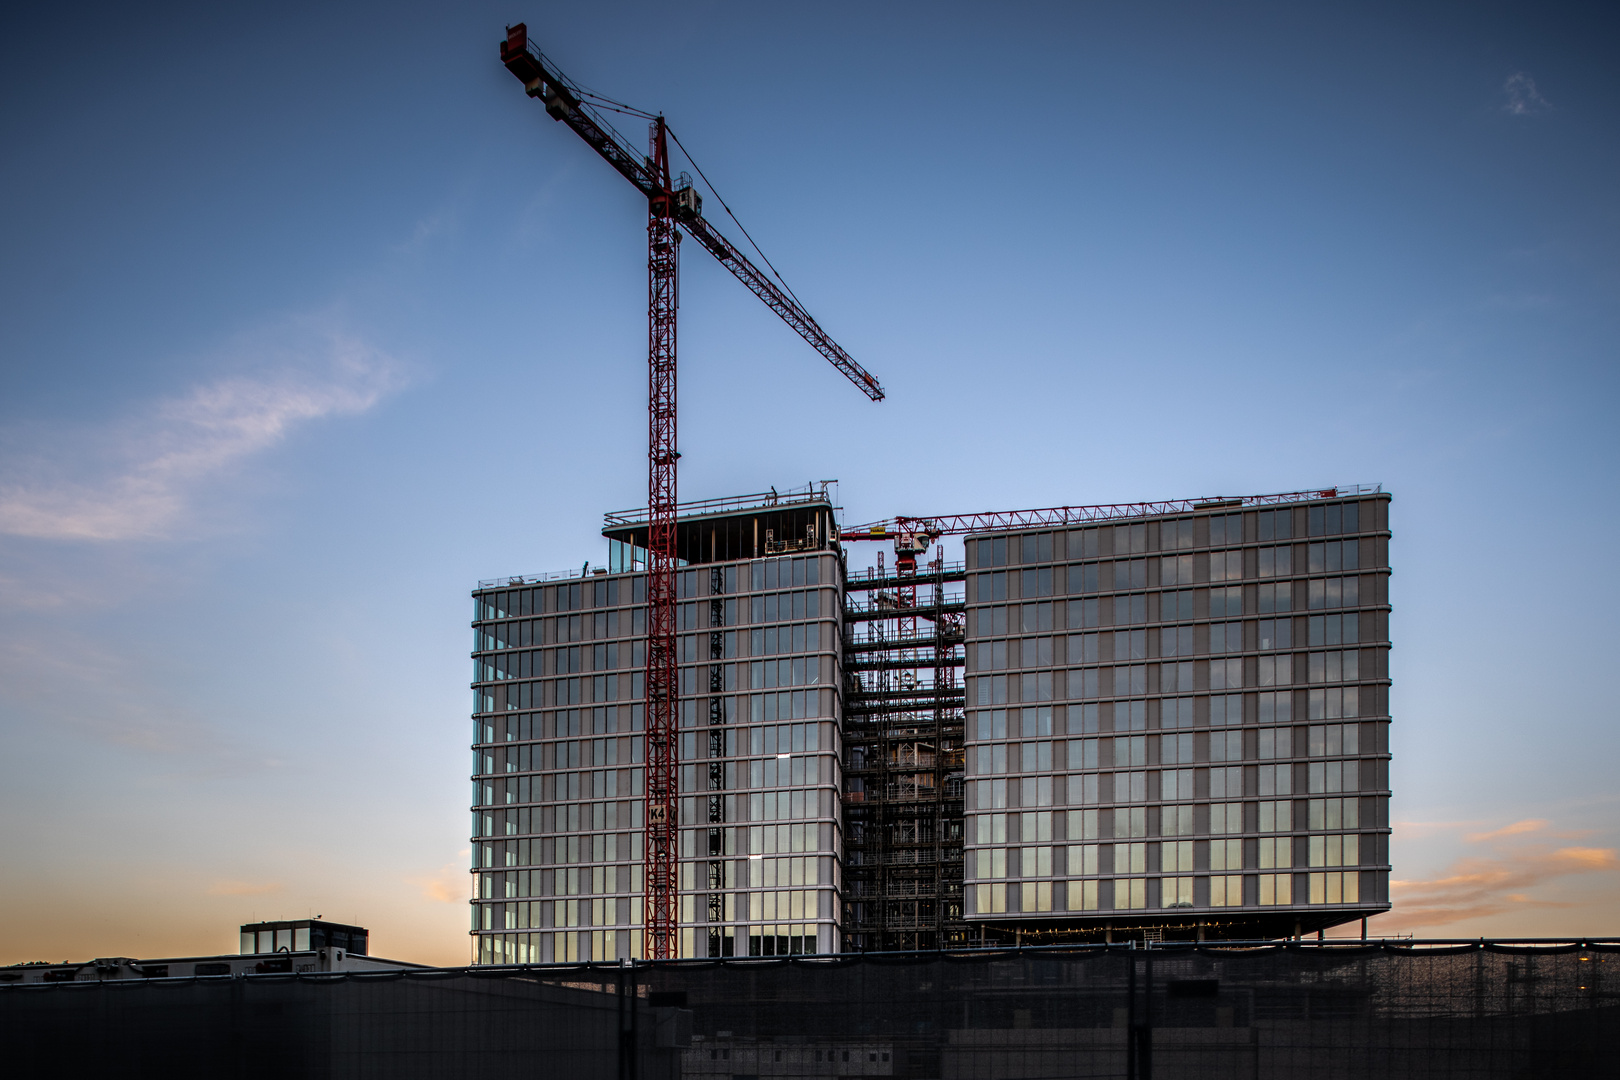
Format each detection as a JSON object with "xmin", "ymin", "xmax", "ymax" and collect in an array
[{"xmin": 3, "ymin": 940, "xmax": 1613, "ymax": 1079}]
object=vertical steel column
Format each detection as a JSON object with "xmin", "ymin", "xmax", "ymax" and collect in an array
[
  {"xmin": 643, "ymin": 118, "xmax": 680, "ymax": 959},
  {"xmin": 895, "ymin": 557, "xmax": 919, "ymax": 950},
  {"xmin": 931, "ymin": 552, "xmax": 952, "ymax": 945}
]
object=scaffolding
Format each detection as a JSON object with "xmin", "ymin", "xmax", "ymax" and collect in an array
[{"xmin": 840, "ymin": 552, "xmax": 970, "ymax": 950}]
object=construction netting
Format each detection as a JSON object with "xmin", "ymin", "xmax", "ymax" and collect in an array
[
  {"xmin": 626, "ymin": 941, "xmax": 1616, "ymax": 1079},
  {"xmin": 3, "ymin": 941, "xmax": 1613, "ymax": 1079}
]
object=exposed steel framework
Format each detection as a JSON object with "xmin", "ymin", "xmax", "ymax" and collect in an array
[
  {"xmin": 643, "ymin": 118, "xmax": 681, "ymax": 960},
  {"xmin": 841, "ymin": 547, "xmax": 969, "ymax": 950},
  {"xmin": 842, "ymin": 527, "xmax": 971, "ymax": 950},
  {"xmin": 500, "ymin": 25, "xmax": 881, "ymax": 957},
  {"xmin": 840, "ymin": 485, "xmax": 1382, "ymax": 541}
]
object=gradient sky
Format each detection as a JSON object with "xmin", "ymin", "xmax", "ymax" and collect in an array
[{"xmin": 1, "ymin": 1, "xmax": 1616, "ymax": 965}]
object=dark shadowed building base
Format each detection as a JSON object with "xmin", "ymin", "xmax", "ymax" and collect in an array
[{"xmin": 3, "ymin": 942, "xmax": 1612, "ymax": 1079}]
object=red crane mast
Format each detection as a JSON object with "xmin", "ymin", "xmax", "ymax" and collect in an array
[{"xmin": 500, "ymin": 24, "xmax": 883, "ymax": 959}]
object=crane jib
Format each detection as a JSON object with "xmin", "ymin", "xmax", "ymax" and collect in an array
[
  {"xmin": 682, "ymin": 214, "xmax": 885, "ymax": 401},
  {"xmin": 501, "ymin": 23, "xmax": 883, "ymax": 402}
]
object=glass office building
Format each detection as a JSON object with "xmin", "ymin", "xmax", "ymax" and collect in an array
[
  {"xmin": 470, "ymin": 487, "xmax": 1391, "ymax": 959},
  {"xmin": 469, "ymin": 491, "xmax": 845, "ymax": 962},
  {"xmin": 961, "ymin": 493, "xmax": 1391, "ymax": 939}
]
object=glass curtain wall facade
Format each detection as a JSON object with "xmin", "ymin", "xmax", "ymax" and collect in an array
[
  {"xmin": 470, "ymin": 498, "xmax": 844, "ymax": 963},
  {"xmin": 470, "ymin": 574, "xmax": 646, "ymax": 964},
  {"xmin": 961, "ymin": 494, "xmax": 1392, "ymax": 939}
]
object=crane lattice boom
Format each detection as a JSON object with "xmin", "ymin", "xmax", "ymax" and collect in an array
[
  {"xmin": 500, "ymin": 22, "xmax": 881, "ymax": 959},
  {"xmin": 500, "ymin": 26, "xmax": 883, "ymax": 401},
  {"xmin": 839, "ymin": 487, "xmax": 1372, "ymax": 543}
]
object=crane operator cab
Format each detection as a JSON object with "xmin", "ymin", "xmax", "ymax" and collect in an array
[
  {"xmin": 674, "ymin": 172, "xmax": 703, "ymax": 220},
  {"xmin": 894, "ymin": 526, "xmax": 936, "ymax": 573}
]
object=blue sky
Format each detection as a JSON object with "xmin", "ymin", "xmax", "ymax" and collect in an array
[{"xmin": 1, "ymin": 1, "xmax": 1615, "ymax": 964}]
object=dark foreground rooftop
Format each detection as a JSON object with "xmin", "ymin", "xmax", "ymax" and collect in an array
[{"xmin": 3, "ymin": 939, "xmax": 1613, "ymax": 1079}]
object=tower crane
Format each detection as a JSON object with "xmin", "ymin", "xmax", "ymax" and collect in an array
[
  {"xmin": 500, "ymin": 24, "xmax": 884, "ymax": 959},
  {"xmin": 840, "ymin": 489, "xmax": 1347, "ymax": 565}
]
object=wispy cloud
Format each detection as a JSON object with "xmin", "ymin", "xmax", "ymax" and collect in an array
[
  {"xmin": 394, "ymin": 206, "xmax": 459, "ymax": 255},
  {"xmin": 1383, "ymin": 818, "xmax": 1617, "ymax": 932},
  {"xmin": 0, "ymin": 631, "xmax": 279, "ymax": 772},
  {"xmin": 1464, "ymin": 818, "xmax": 1549, "ymax": 843},
  {"xmin": 409, "ymin": 854, "xmax": 469, "ymax": 904},
  {"xmin": 0, "ymin": 320, "xmax": 406, "ymax": 542},
  {"xmin": 1503, "ymin": 72, "xmax": 1552, "ymax": 116}
]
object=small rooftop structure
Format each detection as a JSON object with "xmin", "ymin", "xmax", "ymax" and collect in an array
[
  {"xmin": 2, "ymin": 920, "xmax": 410, "ymax": 984},
  {"xmin": 239, "ymin": 919, "xmax": 368, "ymax": 956}
]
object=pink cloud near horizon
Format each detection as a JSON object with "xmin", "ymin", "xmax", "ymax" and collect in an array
[{"xmin": 1379, "ymin": 816, "xmax": 1618, "ymax": 934}]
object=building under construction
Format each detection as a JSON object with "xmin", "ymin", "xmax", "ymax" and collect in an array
[
  {"xmin": 839, "ymin": 529, "xmax": 968, "ymax": 951},
  {"xmin": 467, "ymin": 483, "xmax": 1392, "ymax": 962}
]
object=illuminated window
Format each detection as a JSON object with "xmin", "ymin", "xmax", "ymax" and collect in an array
[{"xmin": 1258, "ymin": 874, "xmax": 1292, "ymax": 906}]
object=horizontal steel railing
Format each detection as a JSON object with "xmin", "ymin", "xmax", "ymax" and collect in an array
[
  {"xmin": 603, "ymin": 482, "xmax": 836, "ymax": 527},
  {"xmin": 477, "ymin": 565, "xmax": 608, "ymax": 589}
]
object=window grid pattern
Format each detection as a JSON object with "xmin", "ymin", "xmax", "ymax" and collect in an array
[
  {"xmin": 962, "ymin": 499, "xmax": 1390, "ymax": 926},
  {"xmin": 470, "ymin": 554, "xmax": 844, "ymax": 962}
]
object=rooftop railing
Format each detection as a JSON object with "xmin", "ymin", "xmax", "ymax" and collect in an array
[
  {"xmin": 603, "ymin": 481, "xmax": 838, "ymax": 528},
  {"xmin": 476, "ymin": 565, "xmax": 608, "ymax": 589}
]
